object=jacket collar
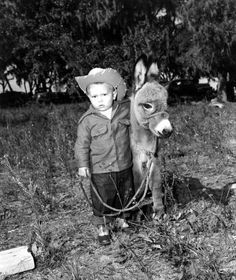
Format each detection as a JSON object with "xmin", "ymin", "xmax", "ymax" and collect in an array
[{"xmin": 83, "ymin": 101, "xmax": 118, "ymax": 119}]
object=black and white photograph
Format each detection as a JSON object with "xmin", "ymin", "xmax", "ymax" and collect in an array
[{"xmin": 0, "ymin": 0, "xmax": 236, "ymax": 279}]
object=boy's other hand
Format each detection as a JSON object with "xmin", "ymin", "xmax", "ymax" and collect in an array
[{"xmin": 78, "ymin": 167, "xmax": 91, "ymax": 178}]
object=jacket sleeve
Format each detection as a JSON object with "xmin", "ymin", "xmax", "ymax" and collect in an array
[{"xmin": 74, "ymin": 118, "xmax": 91, "ymax": 168}]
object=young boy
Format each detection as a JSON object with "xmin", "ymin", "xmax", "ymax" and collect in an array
[{"xmin": 74, "ymin": 68, "xmax": 134, "ymax": 245}]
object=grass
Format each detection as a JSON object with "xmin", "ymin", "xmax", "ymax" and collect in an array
[{"xmin": 0, "ymin": 101, "xmax": 236, "ymax": 280}]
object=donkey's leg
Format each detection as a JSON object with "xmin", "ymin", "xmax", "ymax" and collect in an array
[
  {"xmin": 149, "ymin": 158, "xmax": 164, "ymax": 217},
  {"xmin": 132, "ymin": 151, "xmax": 147, "ymax": 192}
]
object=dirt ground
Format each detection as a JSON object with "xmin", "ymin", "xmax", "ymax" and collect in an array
[{"xmin": 0, "ymin": 102, "xmax": 236, "ymax": 280}]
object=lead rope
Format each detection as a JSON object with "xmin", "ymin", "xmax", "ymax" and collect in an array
[{"xmin": 78, "ymin": 157, "xmax": 153, "ymax": 216}]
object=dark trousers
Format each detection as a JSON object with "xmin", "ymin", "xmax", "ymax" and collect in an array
[{"xmin": 90, "ymin": 167, "xmax": 134, "ymax": 226}]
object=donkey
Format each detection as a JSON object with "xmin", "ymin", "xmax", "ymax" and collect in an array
[{"xmin": 130, "ymin": 55, "xmax": 173, "ymax": 217}]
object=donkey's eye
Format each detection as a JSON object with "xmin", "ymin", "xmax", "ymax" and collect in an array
[{"xmin": 142, "ymin": 103, "xmax": 153, "ymax": 110}]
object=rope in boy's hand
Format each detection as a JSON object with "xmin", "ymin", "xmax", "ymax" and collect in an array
[{"xmin": 77, "ymin": 157, "xmax": 154, "ymax": 216}]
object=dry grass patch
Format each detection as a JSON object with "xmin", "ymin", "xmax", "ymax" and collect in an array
[{"xmin": 0, "ymin": 102, "xmax": 236, "ymax": 280}]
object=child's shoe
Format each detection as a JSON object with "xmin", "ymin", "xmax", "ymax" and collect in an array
[
  {"xmin": 97, "ymin": 225, "xmax": 111, "ymax": 245},
  {"xmin": 116, "ymin": 218, "xmax": 129, "ymax": 230},
  {"xmin": 120, "ymin": 218, "xmax": 129, "ymax": 229}
]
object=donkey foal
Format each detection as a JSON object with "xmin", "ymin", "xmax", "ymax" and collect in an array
[{"xmin": 130, "ymin": 55, "xmax": 173, "ymax": 218}]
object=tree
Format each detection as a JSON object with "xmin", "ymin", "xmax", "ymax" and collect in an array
[
  {"xmin": 72, "ymin": 0, "xmax": 182, "ymax": 84},
  {"xmin": 178, "ymin": 0, "xmax": 236, "ymax": 100},
  {"xmin": 0, "ymin": 0, "xmax": 183, "ymax": 94},
  {"xmin": 0, "ymin": 0, "xmax": 78, "ymax": 93},
  {"xmin": 7, "ymin": 0, "xmax": 236, "ymax": 98},
  {"xmin": 13, "ymin": 0, "xmax": 77, "ymax": 93},
  {"xmin": 0, "ymin": 0, "xmax": 22, "ymax": 92}
]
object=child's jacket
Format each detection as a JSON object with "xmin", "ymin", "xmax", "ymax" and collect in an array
[{"xmin": 74, "ymin": 99, "xmax": 132, "ymax": 174}]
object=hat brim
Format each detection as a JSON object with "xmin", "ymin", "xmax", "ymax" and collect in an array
[{"xmin": 75, "ymin": 68, "xmax": 127, "ymax": 101}]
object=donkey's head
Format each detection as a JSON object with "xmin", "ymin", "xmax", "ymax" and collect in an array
[{"xmin": 132, "ymin": 55, "xmax": 173, "ymax": 138}]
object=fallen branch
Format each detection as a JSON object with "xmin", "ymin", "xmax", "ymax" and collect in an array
[{"xmin": 0, "ymin": 246, "xmax": 35, "ymax": 278}]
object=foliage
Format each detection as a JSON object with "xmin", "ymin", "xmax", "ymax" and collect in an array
[
  {"xmin": 0, "ymin": 0, "xmax": 236, "ymax": 97},
  {"xmin": 0, "ymin": 0, "xmax": 77, "ymax": 93},
  {"xmin": 0, "ymin": 0, "xmax": 191, "ymax": 92},
  {"xmin": 0, "ymin": 1, "xmax": 22, "ymax": 91},
  {"xmin": 178, "ymin": 0, "xmax": 236, "ymax": 78}
]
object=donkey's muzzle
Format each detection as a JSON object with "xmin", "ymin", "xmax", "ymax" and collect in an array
[
  {"xmin": 160, "ymin": 128, "xmax": 172, "ymax": 138},
  {"xmin": 149, "ymin": 117, "xmax": 173, "ymax": 138}
]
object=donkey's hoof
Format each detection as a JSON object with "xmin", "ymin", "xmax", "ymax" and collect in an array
[{"xmin": 152, "ymin": 210, "xmax": 165, "ymax": 221}]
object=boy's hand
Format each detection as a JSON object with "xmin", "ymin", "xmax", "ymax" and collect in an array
[{"xmin": 78, "ymin": 167, "xmax": 91, "ymax": 178}]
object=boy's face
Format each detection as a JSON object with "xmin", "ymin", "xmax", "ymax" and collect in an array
[{"xmin": 87, "ymin": 83, "xmax": 117, "ymax": 111}]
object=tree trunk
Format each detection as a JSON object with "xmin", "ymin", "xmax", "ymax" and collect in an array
[
  {"xmin": 226, "ymin": 74, "xmax": 235, "ymax": 102},
  {"xmin": 23, "ymin": 81, "xmax": 28, "ymax": 93},
  {"xmin": 4, "ymin": 76, "xmax": 13, "ymax": 92},
  {"xmin": 217, "ymin": 73, "xmax": 227, "ymax": 102}
]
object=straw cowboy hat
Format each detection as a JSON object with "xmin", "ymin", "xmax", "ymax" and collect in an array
[{"xmin": 75, "ymin": 68, "xmax": 127, "ymax": 100}]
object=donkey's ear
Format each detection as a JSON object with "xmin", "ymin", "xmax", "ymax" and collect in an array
[
  {"xmin": 146, "ymin": 61, "xmax": 159, "ymax": 80},
  {"xmin": 134, "ymin": 54, "xmax": 148, "ymax": 91}
]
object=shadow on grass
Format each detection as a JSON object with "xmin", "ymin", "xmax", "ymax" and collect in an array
[
  {"xmin": 165, "ymin": 173, "xmax": 236, "ymax": 207},
  {"xmin": 120, "ymin": 173, "xmax": 236, "ymax": 219}
]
